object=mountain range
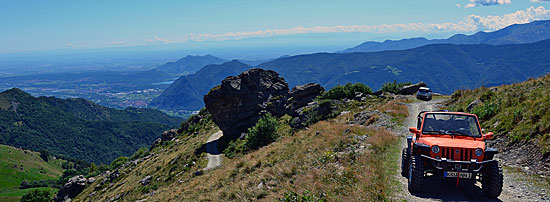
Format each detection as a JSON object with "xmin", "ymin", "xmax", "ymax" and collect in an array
[
  {"xmin": 150, "ymin": 60, "xmax": 252, "ymax": 110},
  {"xmin": 341, "ymin": 20, "xmax": 550, "ymax": 53},
  {"xmin": 154, "ymin": 54, "xmax": 228, "ymax": 74},
  {"xmin": 151, "ymin": 39, "xmax": 550, "ymax": 111},
  {"xmin": 0, "ymin": 88, "xmax": 182, "ymax": 163}
]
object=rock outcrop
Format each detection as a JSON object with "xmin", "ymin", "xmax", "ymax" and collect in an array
[
  {"xmin": 151, "ymin": 128, "xmax": 179, "ymax": 149},
  {"xmin": 161, "ymin": 129, "xmax": 177, "ymax": 142},
  {"xmin": 398, "ymin": 82, "xmax": 427, "ymax": 95},
  {"xmin": 286, "ymin": 83, "xmax": 324, "ymax": 115},
  {"xmin": 204, "ymin": 69, "xmax": 328, "ymax": 145},
  {"xmin": 54, "ymin": 175, "xmax": 89, "ymax": 202},
  {"xmin": 204, "ymin": 69, "xmax": 290, "ymax": 142}
]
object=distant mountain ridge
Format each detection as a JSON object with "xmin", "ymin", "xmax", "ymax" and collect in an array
[
  {"xmin": 342, "ymin": 20, "xmax": 550, "ymax": 53},
  {"xmin": 151, "ymin": 39, "xmax": 550, "ymax": 111},
  {"xmin": 150, "ymin": 60, "xmax": 252, "ymax": 110},
  {"xmin": 0, "ymin": 88, "xmax": 182, "ymax": 163},
  {"xmin": 154, "ymin": 54, "xmax": 228, "ymax": 74}
]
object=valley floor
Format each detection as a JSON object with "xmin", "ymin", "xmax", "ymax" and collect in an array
[{"xmin": 392, "ymin": 99, "xmax": 550, "ymax": 202}]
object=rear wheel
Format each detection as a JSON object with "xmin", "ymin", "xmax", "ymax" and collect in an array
[
  {"xmin": 401, "ymin": 148, "xmax": 410, "ymax": 177},
  {"xmin": 408, "ymin": 155, "xmax": 424, "ymax": 193},
  {"xmin": 482, "ymin": 161, "xmax": 503, "ymax": 198}
]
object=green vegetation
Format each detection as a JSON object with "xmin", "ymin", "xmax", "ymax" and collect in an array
[
  {"xmin": 279, "ymin": 190, "xmax": 325, "ymax": 202},
  {"xmin": 446, "ymin": 74, "xmax": 550, "ymax": 154},
  {"xmin": 0, "ymin": 88, "xmax": 182, "ymax": 163},
  {"xmin": 379, "ymin": 80, "xmax": 412, "ymax": 94},
  {"xmin": 319, "ymin": 82, "xmax": 372, "ymax": 100},
  {"xmin": 180, "ymin": 108, "xmax": 214, "ymax": 135},
  {"xmin": 224, "ymin": 113, "xmax": 280, "ymax": 158},
  {"xmin": 20, "ymin": 189, "xmax": 53, "ymax": 202},
  {"xmin": 0, "ymin": 144, "xmax": 65, "ymax": 202}
]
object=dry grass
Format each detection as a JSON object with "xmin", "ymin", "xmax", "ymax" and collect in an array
[
  {"xmin": 75, "ymin": 99, "xmax": 402, "ymax": 202},
  {"xmin": 380, "ymin": 100, "xmax": 408, "ymax": 125}
]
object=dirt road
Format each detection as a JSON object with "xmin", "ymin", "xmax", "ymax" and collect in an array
[
  {"xmin": 394, "ymin": 99, "xmax": 547, "ymax": 202},
  {"xmin": 205, "ymin": 130, "xmax": 223, "ymax": 170}
]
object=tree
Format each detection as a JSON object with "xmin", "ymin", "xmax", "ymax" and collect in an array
[
  {"xmin": 20, "ymin": 189, "xmax": 52, "ymax": 202},
  {"xmin": 39, "ymin": 150, "xmax": 50, "ymax": 162}
]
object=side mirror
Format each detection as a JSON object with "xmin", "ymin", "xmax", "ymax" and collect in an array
[
  {"xmin": 409, "ymin": 127, "xmax": 419, "ymax": 134},
  {"xmin": 483, "ymin": 132, "xmax": 494, "ymax": 140}
]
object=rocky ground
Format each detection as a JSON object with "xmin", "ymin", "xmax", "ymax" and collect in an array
[{"xmin": 391, "ymin": 98, "xmax": 549, "ymax": 202}]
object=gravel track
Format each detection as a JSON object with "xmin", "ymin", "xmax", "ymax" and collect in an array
[{"xmin": 392, "ymin": 99, "xmax": 548, "ymax": 202}]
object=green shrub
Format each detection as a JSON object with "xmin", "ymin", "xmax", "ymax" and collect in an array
[
  {"xmin": 39, "ymin": 150, "xmax": 50, "ymax": 162},
  {"xmin": 319, "ymin": 83, "xmax": 372, "ymax": 100},
  {"xmin": 130, "ymin": 147, "xmax": 150, "ymax": 160},
  {"xmin": 480, "ymin": 90, "xmax": 495, "ymax": 102},
  {"xmin": 379, "ymin": 80, "xmax": 412, "ymax": 94},
  {"xmin": 279, "ymin": 190, "xmax": 325, "ymax": 202},
  {"xmin": 224, "ymin": 113, "xmax": 279, "ymax": 158},
  {"xmin": 109, "ymin": 156, "xmax": 129, "ymax": 170},
  {"xmin": 20, "ymin": 189, "xmax": 53, "ymax": 202},
  {"xmin": 471, "ymin": 101, "xmax": 500, "ymax": 121},
  {"xmin": 224, "ymin": 139, "xmax": 247, "ymax": 158},
  {"xmin": 244, "ymin": 113, "xmax": 279, "ymax": 150}
]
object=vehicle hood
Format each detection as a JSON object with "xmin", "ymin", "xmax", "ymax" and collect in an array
[{"xmin": 419, "ymin": 136, "xmax": 485, "ymax": 149}]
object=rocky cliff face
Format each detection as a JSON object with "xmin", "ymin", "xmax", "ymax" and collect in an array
[
  {"xmin": 204, "ymin": 69, "xmax": 326, "ymax": 146},
  {"xmin": 204, "ymin": 69, "xmax": 290, "ymax": 142}
]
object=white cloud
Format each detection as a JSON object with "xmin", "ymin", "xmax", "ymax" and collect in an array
[
  {"xmin": 110, "ymin": 41, "xmax": 125, "ymax": 46},
  {"xmin": 531, "ymin": 0, "xmax": 550, "ymax": 2},
  {"xmin": 457, "ymin": 4, "xmax": 462, "ymax": 8},
  {"xmin": 144, "ymin": 35, "xmax": 173, "ymax": 44},
  {"xmin": 147, "ymin": 6, "xmax": 550, "ymax": 44},
  {"xmin": 66, "ymin": 42, "xmax": 86, "ymax": 48},
  {"xmin": 464, "ymin": 0, "xmax": 511, "ymax": 8},
  {"xmin": 463, "ymin": 6, "xmax": 550, "ymax": 30}
]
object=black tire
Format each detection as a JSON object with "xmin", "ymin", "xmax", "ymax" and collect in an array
[
  {"xmin": 408, "ymin": 155, "xmax": 424, "ymax": 193},
  {"xmin": 482, "ymin": 161, "xmax": 503, "ymax": 198},
  {"xmin": 401, "ymin": 148, "xmax": 410, "ymax": 177}
]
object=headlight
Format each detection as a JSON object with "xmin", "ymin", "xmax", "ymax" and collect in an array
[
  {"xmin": 475, "ymin": 148, "xmax": 483, "ymax": 156},
  {"xmin": 431, "ymin": 145, "xmax": 440, "ymax": 154}
]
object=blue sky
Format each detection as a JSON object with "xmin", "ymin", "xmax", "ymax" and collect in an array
[{"xmin": 1, "ymin": 0, "xmax": 550, "ymax": 53}]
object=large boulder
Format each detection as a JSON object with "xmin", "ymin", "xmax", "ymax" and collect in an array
[
  {"xmin": 161, "ymin": 129, "xmax": 178, "ymax": 142},
  {"xmin": 286, "ymin": 83, "xmax": 324, "ymax": 115},
  {"xmin": 54, "ymin": 175, "xmax": 88, "ymax": 202},
  {"xmin": 204, "ymin": 69, "xmax": 290, "ymax": 142},
  {"xmin": 398, "ymin": 82, "xmax": 427, "ymax": 95},
  {"xmin": 290, "ymin": 101, "xmax": 336, "ymax": 128}
]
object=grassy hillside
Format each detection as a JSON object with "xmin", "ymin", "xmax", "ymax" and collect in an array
[
  {"xmin": 0, "ymin": 144, "xmax": 65, "ymax": 202},
  {"xmin": 0, "ymin": 88, "xmax": 182, "ymax": 164},
  {"xmin": 446, "ymin": 74, "xmax": 550, "ymax": 160},
  {"xmin": 74, "ymin": 96, "xmax": 406, "ymax": 201}
]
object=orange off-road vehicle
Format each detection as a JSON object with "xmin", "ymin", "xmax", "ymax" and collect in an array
[{"xmin": 401, "ymin": 111, "xmax": 503, "ymax": 198}]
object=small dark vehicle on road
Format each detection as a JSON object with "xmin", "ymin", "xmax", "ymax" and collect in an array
[
  {"xmin": 416, "ymin": 87, "xmax": 433, "ymax": 101},
  {"xmin": 401, "ymin": 111, "xmax": 503, "ymax": 198}
]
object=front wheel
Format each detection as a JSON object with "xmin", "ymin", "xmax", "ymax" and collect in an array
[
  {"xmin": 408, "ymin": 155, "xmax": 424, "ymax": 193},
  {"xmin": 482, "ymin": 161, "xmax": 503, "ymax": 198},
  {"xmin": 401, "ymin": 148, "xmax": 410, "ymax": 177}
]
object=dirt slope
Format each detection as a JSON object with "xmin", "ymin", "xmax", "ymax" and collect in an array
[{"xmin": 393, "ymin": 99, "xmax": 549, "ymax": 202}]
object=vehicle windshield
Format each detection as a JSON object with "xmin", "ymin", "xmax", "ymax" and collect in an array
[{"xmin": 421, "ymin": 113, "xmax": 481, "ymax": 137}]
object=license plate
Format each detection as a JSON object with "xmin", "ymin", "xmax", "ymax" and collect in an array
[{"xmin": 444, "ymin": 171, "xmax": 472, "ymax": 178}]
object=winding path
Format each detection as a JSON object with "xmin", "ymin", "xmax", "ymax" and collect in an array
[{"xmin": 205, "ymin": 130, "xmax": 223, "ymax": 170}]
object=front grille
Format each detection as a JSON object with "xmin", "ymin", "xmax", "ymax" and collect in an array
[{"xmin": 441, "ymin": 147, "xmax": 473, "ymax": 161}]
